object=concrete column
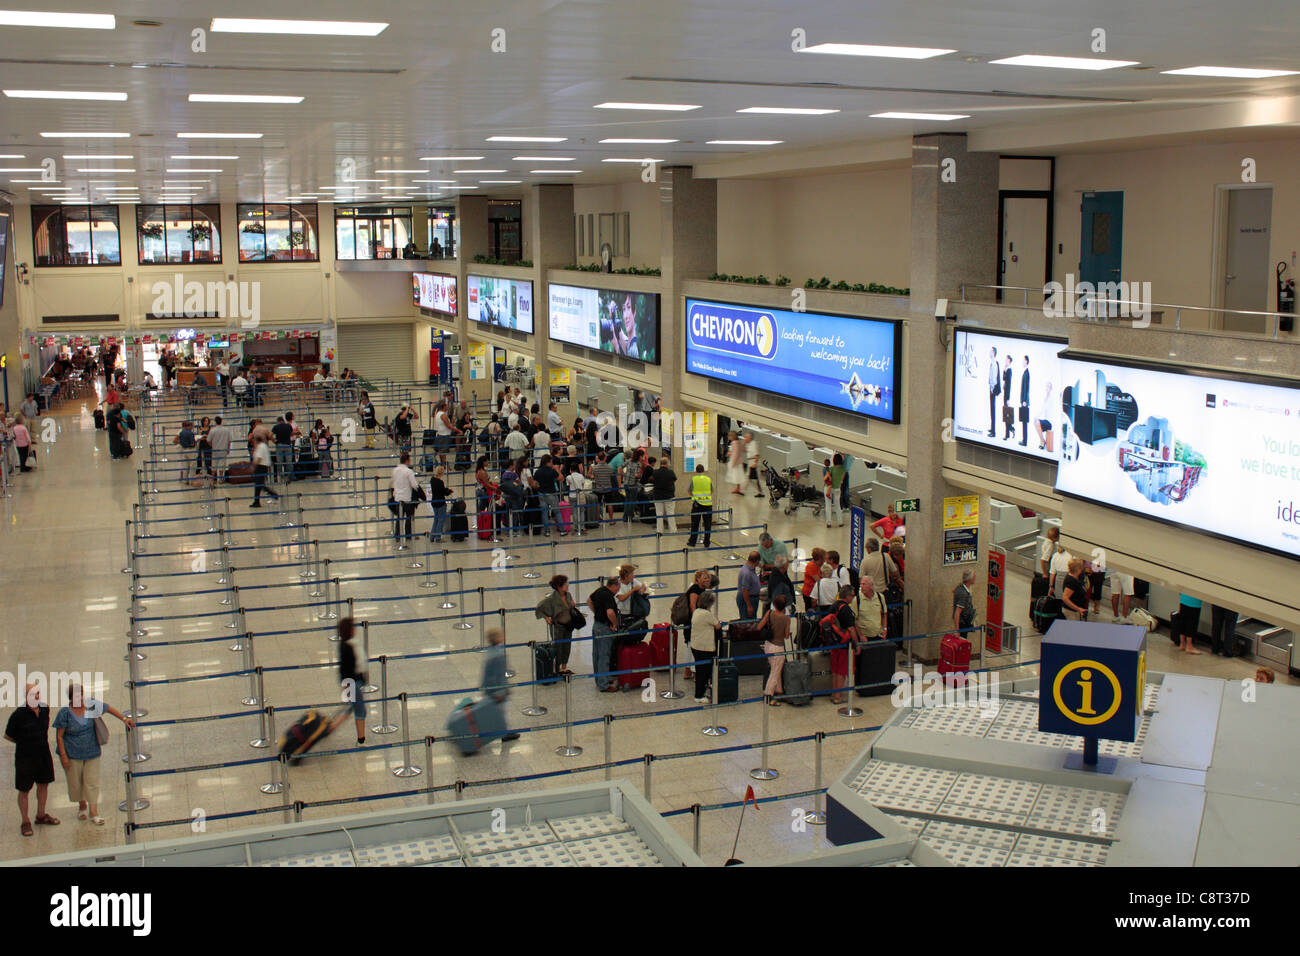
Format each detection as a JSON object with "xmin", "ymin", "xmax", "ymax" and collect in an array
[
  {"xmin": 905, "ymin": 133, "xmax": 998, "ymax": 660},
  {"xmin": 529, "ymin": 184, "xmax": 575, "ymax": 402}
]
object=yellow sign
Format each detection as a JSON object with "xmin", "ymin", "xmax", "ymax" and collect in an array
[
  {"xmin": 467, "ymin": 342, "xmax": 486, "ymax": 357},
  {"xmin": 1136, "ymin": 651, "xmax": 1146, "ymax": 715},
  {"xmin": 1051, "ymin": 659, "xmax": 1122, "ymax": 727},
  {"xmin": 549, "ymin": 367, "xmax": 571, "ymax": 387},
  {"xmin": 943, "ymin": 494, "xmax": 980, "ymax": 530}
]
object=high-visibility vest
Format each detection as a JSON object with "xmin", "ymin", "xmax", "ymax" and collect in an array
[{"xmin": 691, "ymin": 473, "xmax": 713, "ymax": 506}]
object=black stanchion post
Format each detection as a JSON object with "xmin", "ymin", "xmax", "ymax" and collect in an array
[
  {"xmin": 424, "ymin": 736, "xmax": 436, "ymax": 804},
  {"xmin": 439, "ymin": 550, "xmax": 455, "ymax": 609},
  {"xmin": 643, "ymin": 753, "xmax": 653, "ymax": 800},
  {"xmin": 691, "ymin": 803, "xmax": 702, "ymax": 856},
  {"xmin": 603, "ymin": 713, "xmax": 613, "ymax": 781},
  {"xmin": 661, "ymin": 623, "xmax": 684, "ymax": 701}
]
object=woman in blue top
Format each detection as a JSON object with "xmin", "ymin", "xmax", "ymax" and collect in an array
[{"xmin": 53, "ymin": 684, "xmax": 134, "ymax": 826}]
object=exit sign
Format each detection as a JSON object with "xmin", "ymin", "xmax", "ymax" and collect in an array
[{"xmin": 895, "ymin": 498, "xmax": 920, "ymax": 514}]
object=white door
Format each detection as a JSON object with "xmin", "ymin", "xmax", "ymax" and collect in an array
[
  {"xmin": 1221, "ymin": 187, "xmax": 1272, "ymax": 327},
  {"xmin": 1001, "ymin": 197, "xmax": 1048, "ymax": 295}
]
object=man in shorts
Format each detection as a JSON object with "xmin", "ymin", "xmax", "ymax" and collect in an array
[
  {"xmin": 5, "ymin": 683, "xmax": 59, "ymax": 837},
  {"xmin": 1110, "ymin": 572, "xmax": 1135, "ymax": 622}
]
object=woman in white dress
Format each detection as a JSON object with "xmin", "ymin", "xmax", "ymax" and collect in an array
[{"xmin": 725, "ymin": 430, "xmax": 746, "ymax": 494}]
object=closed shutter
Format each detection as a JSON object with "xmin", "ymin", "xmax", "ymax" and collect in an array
[{"xmin": 337, "ymin": 322, "xmax": 413, "ymax": 386}]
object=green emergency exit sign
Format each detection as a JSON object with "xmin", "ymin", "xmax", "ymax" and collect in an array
[{"xmin": 894, "ymin": 498, "xmax": 920, "ymax": 514}]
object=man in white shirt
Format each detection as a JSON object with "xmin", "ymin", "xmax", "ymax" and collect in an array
[
  {"xmin": 230, "ymin": 372, "xmax": 249, "ymax": 407},
  {"xmin": 312, "ymin": 370, "xmax": 326, "ymax": 385},
  {"xmin": 432, "ymin": 402, "xmax": 458, "ymax": 466},
  {"xmin": 532, "ymin": 426, "xmax": 550, "ymax": 464},
  {"xmin": 216, "ymin": 359, "xmax": 231, "ymax": 408},
  {"xmin": 547, "ymin": 403, "xmax": 563, "ymax": 435},
  {"xmin": 1047, "ymin": 537, "xmax": 1073, "ymax": 596},
  {"xmin": 390, "ymin": 451, "xmax": 422, "ymax": 548},
  {"xmin": 504, "ymin": 423, "xmax": 530, "ymax": 460},
  {"xmin": 207, "ymin": 416, "xmax": 233, "ymax": 479}
]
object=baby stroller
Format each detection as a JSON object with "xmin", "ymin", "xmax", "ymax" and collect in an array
[{"xmin": 763, "ymin": 461, "xmax": 823, "ymax": 517}]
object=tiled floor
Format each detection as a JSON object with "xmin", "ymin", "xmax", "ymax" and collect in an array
[{"xmin": 0, "ymin": 394, "xmax": 1287, "ymax": 866}]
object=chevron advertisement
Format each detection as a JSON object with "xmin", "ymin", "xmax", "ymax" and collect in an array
[
  {"xmin": 684, "ymin": 298, "xmax": 901, "ymax": 423},
  {"xmin": 1055, "ymin": 355, "xmax": 1300, "ymax": 559}
]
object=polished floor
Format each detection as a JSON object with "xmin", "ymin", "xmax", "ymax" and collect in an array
[{"xmin": 0, "ymin": 394, "xmax": 1285, "ymax": 866}]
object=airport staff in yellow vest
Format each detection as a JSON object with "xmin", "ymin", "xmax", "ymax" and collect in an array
[{"xmin": 687, "ymin": 464, "xmax": 713, "ymax": 548}]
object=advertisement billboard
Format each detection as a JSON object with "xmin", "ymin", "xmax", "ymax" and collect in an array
[
  {"xmin": 412, "ymin": 272, "xmax": 457, "ymax": 317},
  {"xmin": 952, "ymin": 327, "xmax": 1068, "ymax": 462},
  {"xmin": 547, "ymin": 282, "xmax": 660, "ymax": 365},
  {"xmin": 1055, "ymin": 354, "xmax": 1300, "ymax": 559},
  {"xmin": 467, "ymin": 274, "xmax": 534, "ymax": 333},
  {"xmin": 684, "ymin": 298, "xmax": 901, "ymax": 422}
]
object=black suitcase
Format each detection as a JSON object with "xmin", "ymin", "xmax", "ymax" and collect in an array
[
  {"xmin": 455, "ymin": 443, "xmax": 472, "ymax": 471},
  {"xmin": 1033, "ymin": 595, "xmax": 1063, "ymax": 633},
  {"xmin": 715, "ymin": 659, "xmax": 739, "ymax": 703},
  {"xmin": 279, "ymin": 708, "xmax": 336, "ymax": 765},
  {"xmin": 92, "ymin": 407, "xmax": 105, "ymax": 430},
  {"xmin": 854, "ymin": 640, "xmax": 896, "ymax": 698},
  {"xmin": 727, "ymin": 635, "xmax": 768, "ymax": 677},
  {"xmin": 1031, "ymin": 572, "xmax": 1049, "ymax": 599},
  {"xmin": 449, "ymin": 501, "xmax": 469, "ymax": 542},
  {"xmin": 783, "ymin": 653, "xmax": 812, "ymax": 705},
  {"xmin": 534, "ymin": 642, "xmax": 559, "ymax": 683}
]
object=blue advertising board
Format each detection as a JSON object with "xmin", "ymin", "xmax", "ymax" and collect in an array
[
  {"xmin": 684, "ymin": 298, "xmax": 902, "ymax": 423},
  {"xmin": 1039, "ymin": 621, "xmax": 1146, "ymax": 745},
  {"xmin": 849, "ymin": 506, "xmax": 866, "ymax": 570}
]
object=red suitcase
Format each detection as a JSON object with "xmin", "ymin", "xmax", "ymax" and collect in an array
[
  {"xmin": 225, "ymin": 461, "xmax": 256, "ymax": 485},
  {"xmin": 617, "ymin": 642, "xmax": 653, "ymax": 689},
  {"xmin": 558, "ymin": 499, "xmax": 573, "ymax": 533},
  {"xmin": 940, "ymin": 634, "xmax": 971, "ymax": 667},
  {"xmin": 649, "ymin": 624, "xmax": 672, "ymax": 669},
  {"xmin": 477, "ymin": 510, "xmax": 494, "ymax": 541},
  {"xmin": 938, "ymin": 659, "xmax": 970, "ymax": 687}
]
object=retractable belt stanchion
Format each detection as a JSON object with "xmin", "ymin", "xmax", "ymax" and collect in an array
[
  {"xmin": 727, "ymin": 507, "xmax": 742, "ymax": 561},
  {"xmin": 120, "ymin": 763, "xmax": 148, "ymax": 816},
  {"xmin": 702, "ymin": 649, "xmax": 727, "ymax": 737},
  {"xmin": 123, "ymin": 656, "xmax": 148, "ymax": 720},
  {"xmin": 649, "ymin": 533, "xmax": 666, "ymax": 589},
  {"xmin": 643, "ymin": 753, "xmax": 654, "ymax": 800},
  {"xmin": 372, "ymin": 654, "xmax": 398, "ymax": 734},
  {"xmin": 122, "ymin": 712, "xmax": 150, "ymax": 765},
  {"xmin": 750, "ymin": 694, "xmax": 779, "ymax": 780},
  {"xmin": 250, "ymin": 691, "xmax": 271, "ymax": 748},
  {"xmin": 361, "ymin": 622, "xmax": 378, "ymax": 692},
  {"xmin": 499, "ymin": 607, "xmax": 514, "ymax": 678},
  {"xmin": 522, "ymin": 641, "xmax": 547, "ymax": 717},
  {"xmin": 691, "ymin": 804, "xmax": 702, "ymax": 856},
  {"xmin": 838, "ymin": 639, "xmax": 863, "ymax": 718},
  {"xmin": 241, "ymin": 635, "xmax": 261, "ymax": 707},
  {"xmin": 455, "ymin": 570, "xmax": 472, "ymax": 629},
  {"xmin": 603, "ymin": 714, "xmax": 613, "ymax": 781},
  {"xmin": 279, "ymin": 754, "xmax": 292, "ymax": 822},
  {"xmin": 260, "ymin": 708, "xmax": 284, "ymax": 794},
  {"xmin": 229, "ymin": 607, "xmax": 248, "ymax": 652},
  {"xmin": 310, "ymin": 553, "xmax": 327, "ymax": 600},
  {"xmin": 803, "ymin": 732, "xmax": 827, "ymax": 825},
  {"xmin": 420, "ymin": 540, "xmax": 437, "ymax": 588},
  {"xmin": 661, "ymin": 623, "xmax": 684, "ymax": 701},
  {"xmin": 424, "ymin": 737, "xmax": 436, "ymax": 804},
  {"xmin": 405, "ymin": 531, "xmax": 422, "ymax": 568},
  {"xmin": 555, "ymin": 673, "xmax": 582, "ymax": 757},
  {"xmin": 222, "ymin": 498, "xmax": 235, "ymax": 546},
  {"xmin": 121, "ymin": 519, "xmax": 134, "ymax": 574},
  {"xmin": 439, "ymin": 551, "xmax": 455, "ymax": 609},
  {"xmin": 392, "ymin": 693, "xmax": 421, "ymax": 777}
]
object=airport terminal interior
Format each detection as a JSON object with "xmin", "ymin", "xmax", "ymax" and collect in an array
[{"xmin": 0, "ymin": 1, "xmax": 1297, "ymax": 875}]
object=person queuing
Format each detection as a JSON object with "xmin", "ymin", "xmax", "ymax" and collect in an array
[
  {"xmin": 758, "ymin": 593, "xmax": 790, "ymax": 706},
  {"xmin": 652, "ymin": 454, "xmax": 678, "ymax": 534},
  {"xmin": 426, "ymin": 465, "xmax": 450, "ymax": 542},
  {"xmin": 533, "ymin": 454, "xmax": 566, "ymax": 537},
  {"xmin": 271, "ymin": 415, "xmax": 295, "ymax": 484},
  {"xmin": 801, "ymin": 547, "xmax": 827, "ymax": 613},
  {"xmin": 689, "ymin": 589, "xmax": 723, "ymax": 703},
  {"xmin": 11, "ymin": 415, "xmax": 34, "ymax": 472},
  {"xmin": 767, "ymin": 554, "xmax": 797, "ymax": 613},
  {"xmin": 757, "ymin": 533, "xmax": 788, "ymax": 572},
  {"xmin": 6, "ymin": 684, "xmax": 59, "ymax": 837},
  {"xmin": 536, "ymin": 574, "xmax": 581, "ymax": 677},
  {"xmin": 860, "ymin": 538, "xmax": 901, "ymax": 595},
  {"xmin": 827, "ymin": 584, "xmax": 859, "ymax": 705},
  {"xmin": 737, "ymin": 551, "xmax": 762, "ymax": 621},
  {"xmin": 588, "ymin": 576, "xmax": 622, "ymax": 694},
  {"xmin": 390, "ymin": 451, "xmax": 423, "ymax": 547},
  {"xmin": 393, "ymin": 404, "xmax": 417, "ymax": 454},
  {"xmin": 358, "ymin": 391, "xmax": 378, "ymax": 449},
  {"xmin": 1060, "ymin": 558, "xmax": 1089, "ymax": 622},
  {"xmin": 686, "ymin": 464, "xmax": 713, "ymax": 548},
  {"xmin": 952, "ymin": 570, "xmax": 977, "ymax": 634},
  {"xmin": 53, "ymin": 683, "xmax": 134, "ymax": 827}
]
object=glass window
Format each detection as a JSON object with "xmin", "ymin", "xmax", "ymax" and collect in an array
[
  {"xmin": 31, "ymin": 204, "xmax": 122, "ymax": 266},
  {"xmin": 236, "ymin": 202, "xmax": 319, "ymax": 262},
  {"xmin": 334, "ymin": 204, "xmax": 413, "ymax": 259},
  {"xmin": 137, "ymin": 203, "xmax": 221, "ymax": 265},
  {"xmin": 428, "ymin": 207, "xmax": 456, "ymax": 259}
]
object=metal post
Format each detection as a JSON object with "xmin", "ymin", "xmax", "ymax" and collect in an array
[
  {"xmin": 660, "ymin": 624, "xmax": 684, "ymax": 701},
  {"xmin": 310, "ymin": 553, "xmax": 327, "ymax": 600},
  {"xmin": 297, "ymin": 529, "xmax": 315, "ymax": 577},
  {"xmin": 499, "ymin": 608, "xmax": 515, "ymax": 678},
  {"xmin": 119, "ymin": 765, "xmax": 149, "ymax": 815},
  {"xmin": 279, "ymin": 754, "xmax": 292, "ymax": 822},
  {"xmin": 555, "ymin": 673, "xmax": 582, "ymax": 756},
  {"xmin": 572, "ymin": 556, "xmax": 582, "ymax": 600},
  {"xmin": 259, "ymin": 718, "xmax": 284, "ymax": 796},
  {"xmin": 420, "ymin": 540, "xmax": 437, "ymax": 587},
  {"xmin": 222, "ymin": 499, "xmax": 235, "ymax": 545},
  {"xmin": 250, "ymin": 688, "xmax": 271, "ymax": 748},
  {"xmin": 649, "ymin": 533, "xmax": 666, "ymax": 589},
  {"xmin": 229, "ymin": 607, "xmax": 248, "ymax": 651},
  {"xmin": 241, "ymin": 636, "xmax": 260, "ymax": 706},
  {"xmin": 455, "ymin": 570, "xmax": 472, "ymax": 628},
  {"xmin": 477, "ymin": 587, "xmax": 486, "ymax": 637},
  {"xmin": 424, "ymin": 737, "xmax": 436, "ymax": 804},
  {"xmin": 691, "ymin": 803, "xmax": 702, "ymax": 856},
  {"xmin": 727, "ymin": 507, "xmax": 742, "ymax": 560},
  {"xmin": 522, "ymin": 641, "xmax": 547, "ymax": 717},
  {"xmin": 361, "ymin": 623, "xmax": 378, "ymax": 692},
  {"xmin": 392, "ymin": 693, "xmax": 421, "ymax": 777},
  {"xmin": 838, "ymin": 638, "xmax": 863, "ymax": 718},
  {"xmin": 803, "ymin": 732, "xmax": 827, "ymax": 825},
  {"xmin": 702, "ymin": 648, "xmax": 727, "ymax": 737},
  {"xmin": 439, "ymin": 551, "xmax": 455, "ymax": 609},
  {"xmin": 121, "ymin": 519, "xmax": 134, "ymax": 574},
  {"xmin": 643, "ymin": 753, "xmax": 653, "ymax": 801},
  {"xmin": 750, "ymin": 695, "xmax": 779, "ymax": 780},
  {"xmin": 123, "ymin": 670, "xmax": 147, "ymax": 720},
  {"xmin": 121, "ymin": 717, "xmax": 150, "ymax": 764},
  {"xmin": 603, "ymin": 713, "xmax": 613, "ymax": 781},
  {"xmin": 371, "ymin": 655, "xmax": 397, "ymax": 733}
]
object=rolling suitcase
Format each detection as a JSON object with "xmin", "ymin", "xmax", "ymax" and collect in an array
[
  {"xmin": 727, "ymin": 628, "xmax": 768, "ymax": 677},
  {"xmin": 92, "ymin": 407, "xmax": 105, "ymax": 430},
  {"xmin": 783, "ymin": 650, "xmax": 812, "ymax": 706},
  {"xmin": 580, "ymin": 491, "xmax": 601, "ymax": 530},
  {"xmin": 534, "ymin": 642, "xmax": 559, "ymax": 683},
  {"xmin": 225, "ymin": 461, "xmax": 256, "ymax": 485},
  {"xmin": 279, "ymin": 708, "xmax": 340, "ymax": 765},
  {"xmin": 477, "ymin": 510, "xmax": 495, "ymax": 541},
  {"xmin": 854, "ymin": 641, "xmax": 896, "ymax": 698},
  {"xmin": 649, "ymin": 624, "xmax": 672, "ymax": 669},
  {"xmin": 715, "ymin": 659, "xmax": 739, "ymax": 703},
  {"xmin": 617, "ymin": 642, "xmax": 653, "ymax": 689},
  {"xmin": 1032, "ymin": 595, "xmax": 1063, "ymax": 633},
  {"xmin": 558, "ymin": 498, "xmax": 573, "ymax": 533},
  {"xmin": 940, "ymin": 634, "xmax": 972, "ymax": 667},
  {"xmin": 446, "ymin": 698, "xmax": 507, "ymax": 755}
]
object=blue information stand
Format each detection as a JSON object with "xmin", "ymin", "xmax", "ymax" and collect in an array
[{"xmin": 1038, "ymin": 620, "xmax": 1147, "ymax": 774}]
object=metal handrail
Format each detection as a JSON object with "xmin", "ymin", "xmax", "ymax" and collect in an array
[{"xmin": 959, "ymin": 283, "xmax": 1293, "ymax": 339}]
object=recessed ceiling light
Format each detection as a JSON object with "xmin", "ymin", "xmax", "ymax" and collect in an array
[
  {"xmin": 375, "ymin": 168, "xmax": 428, "ymax": 174},
  {"xmin": 171, "ymin": 154, "xmax": 239, "ymax": 160},
  {"xmin": 188, "ymin": 93, "xmax": 304, "ymax": 104},
  {"xmin": 870, "ymin": 111, "xmax": 969, "ymax": 121},
  {"xmin": 41, "ymin": 131, "xmax": 130, "ymax": 138},
  {"xmin": 512, "ymin": 156, "xmax": 577, "ymax": 161},
  {"xmin": 379, "ymin": 186, "xmax": 413, "ymax": 190},
  {"xmin": 598, "ymin": 139, "xmax": 678, "ymax": 145},
  {"xmin": 736, "ymin": 107, "xmax": 839, "ymax": 115},
  {"xmin": 165, "ymin": 168, "xmax": 222, "ymax": 173},
  {"xmin": 799, "ymin": 42, "xmax": 956, "ymax": 59},
  {"xmin": 529, "ymin": 169, "xmax": 581, "ymax": 174},
  {"xmin": 9, "ymin": 178, "xmax": 57, "ymax": 183},
  {"xmin": 0, "ymin": 11, "xmax": 115, "ymax": 28},
  {"xmin": 177, "ymin": 133, "xmax": 264, "ymax": 139},
  {"xmin": 990, "ymin": 54, "xmax": 1138, "ymax": 70},
  {"xmin": 210, "ymin": 17, "xmax": 388, "ymax": 36},
  {"xmin": 412, "ymin": 179, "xmax": 456, "ymax": 184},
  {"xmin": 0, "ymin": 166, "xmax": 49, "ymax": 173},
  {"xmin": 77, "ymin": 167, "xmax": 136, "ymax": 173},
  {"xmin": 486, "ymin": 136, "xmax": 567, "ymax": 143},
  {"xmin": 131, "ymin": 63, "xmax": 147, "ymax": 69},
  {"xmin": 0, "ymin": 153, "xmax": 24, "ymax": 158},
  {"xmin": 4, "ymin": 89, "xmax": 127, "ymax": 100},
  {"xmin": 63, "ymin": 154, "xmax": 131, "ymax": 159},
  {"xmin": 442, "ymin": 185, "xmax": 479, "ymax": 189},
  {"xmin": 601, "ymin": 158, "xmax": 662, "ymax": 164},
  {"xmin": 479, "ymin": 180, "xmax": 522, "ymax": 184},
  {"xmin": 345, "ymin": 178, "xmax": 383, "ymax": 183},
  {"xmin": 706, "ymin": 139, "xmax": 784, "ymax": 145},
  {"xmin": 453, "ymin": 168, "xmax": 506, "ymax": 173},
  {"xmin": 417, "ymin": 155, "xmax": 484, "ymax": 161},
  {"xmin": 593, "ymin": 102, "xmax": 700, "ymax": 111},
  {"xmin": 163, "ymin": 179, "xmax": 209, "ymax": 184},
  {"xmin": 1161, "ymin": 65, "xmax": 1299, "ymax": 78}
]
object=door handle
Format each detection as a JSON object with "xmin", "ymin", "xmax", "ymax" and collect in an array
[{"xmin": 1109, "ymin": 268, "xmax": 1120, "ymax": 274}]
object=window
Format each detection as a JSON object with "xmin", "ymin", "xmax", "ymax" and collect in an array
[
  {"xmin": 32, "ymin": 204, "xmax": 121, "ymax": 266},
  {"xmin": 236, "ymin": 202, "xmax": 319, "ymax": 262},
  {"xmin": 488, "ymin": 200, "xmax": 522, "ymax": 262},
  {"xmin": 334, "ymin": 205, "xmax": 413, "ymax": 260},
  {"xmin": 428, "ymin": 207, "xmax": 456, "ymax": 259},
  {"xmin": 137, "ymin": 203, "xmax": 221, "ymax": 265}
]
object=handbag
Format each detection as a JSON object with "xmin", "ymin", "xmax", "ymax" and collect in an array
[
  {"xmin": 386, "ymin": 493, "xmax": 399, "ymax": 516},
  {"xmin": 1002, "ymin": 406, "xmax": 1015, "ymax": 427},
  {"xmin": 94, "ymin": 716, "xmax": 109, "ymax": 746}
]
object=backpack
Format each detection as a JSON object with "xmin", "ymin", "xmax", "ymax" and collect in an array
[
  {"xmin": 122, "ymin": 410, "xmax": 136, "ymax": 431},
  {"xmin": 819, "ymin": 602, "xmax": 851, "ymax": 646},
  {"xmin": 670, "ymin": 591, "xmax": 693, "ymax": 627}
]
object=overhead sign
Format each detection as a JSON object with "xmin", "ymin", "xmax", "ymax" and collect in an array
[
  {"xmin": 412, "ymin": 272, "xmax": 457, "ymax": 316},
  {"xmin": 548, "ymin": 282, "xmax": 660, "ymax": 364},
  {"xmin": 467, "ymin": 274, "xmax": 534, "ymax": 333},
  {"xmin": 685, "ymin": 298, "xmax": 901, "ymax": 423},
  {"xmin": 894, "ymin": 498, "xmax": 920, "ymax": 513}
]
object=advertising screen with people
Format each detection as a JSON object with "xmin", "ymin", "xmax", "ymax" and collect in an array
[
  {"xmin": 412, "ymin": 272, "xmax": 457, "ymax": 317},
  {"xmin": 685, "ymin": 298, "xmax": 901, "ymax": 422},
  {"xmin": 467, "ymin": 275, "xmax": 534, "ymax": 333},
  {"xmin": 1055, "ymin": 354, "xmax": 1300, "ymax": 559},
  {"xmin": 547, "ymin": 283, "xmax": 660, "ymax": 364},
  {"xmin": 951, "ymin": 327, "xmax": 1068, "ymax": 462}
]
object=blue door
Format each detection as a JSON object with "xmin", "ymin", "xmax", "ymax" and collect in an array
[{"xmin": 1080, "ymin": 191, "xmax": 1123, "ymax": 314}]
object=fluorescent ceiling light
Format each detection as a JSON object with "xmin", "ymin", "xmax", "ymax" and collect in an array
[
  {"xmin": 177, "ymin": 133, "xmax": 263, "ymax": 139},
  {"xmin": 990, "ymin": 54, "xmax": 1138, "ymax": 70},
  {"xmin": 1161, "ymin": 65, "xmax": 1299, "ymax": 78},
  {"xmin": 601, "ymin": 158, "xmax": 662, "ymax": 163},
  {"xmin": 412, "ymin": 179, "xmax": 456, "ymax": 184},
  {"xmin": 486, "ymin": 136, "xmax": 567, "ymax": 143},
  {"xmin": 598, "ymin": 138, "xmax": 678, "ymax": 145},
  {"xmin": 9, "ymin": 178, "xmax": 56, "ymax": 183},
  {"xmin": 442, "ymin": 185, "xmax": 478, "ymax": 189},
  {"xmin": 165, "ymin": 168, "xmax": 222, "ymax": 173},
  {"xmin": 379, "ymin": 186, "xmax": 413, "ymax": 190},
  {"xmin": 4, "ymin": 89, "xmax": 127, "ymax": 101},
  {"xmin": 375, "ymin": 168, "xmax": 428, "ymax": 174},
  {"xmin": 163, "ymin": 179, "xmax": 208, "ymax": 184},
  {"xmin": 799, "ymin": 42, "xmax": 955, "ymax": 59},
  {"xmin": 529, "ymin": 169, "xmax": 580, "ymax": 174},
  {"xmin": 512, "ymin": 155, "xmax": 577, "ymax": 161},
  {"xmin": 77, "ymin": 167, "xmax": 136, "ymax": 173},
  {"xmin": 418, "ymin": 155, "xmax": 483, "ymax": 161},
  {"xmin": 41, "ymin": 131, "xmax": 129, "ymax": 138},
  {"xmin": 210, "ymin": 17, "xmax": 387, "ymax": 36},
  {"xmin": 736, "ymin": 106, "xmax": 838, "ymax": 115},
  {"xmin": 171, "ymin": 154, "xmax": 238, "ymax": 160},
  {"xmin": 453, "ymin": 168, "xmax": 506, "ymax": 173},
  {"xmin": 706, "ymin": 139, "xmax": 783, "ymax": 145},
  {"xmin": 593, "ymin": 101, "xmax": 700, "ymax": 111},
  {"xmin": 479, "ymin": 180, "xmax": 521, "ymax": 184},
  {"xmin": 188, "ymin": 93, "xmax": 304, "ymax": 104},
  {"xmin": 64, "ymin": 154, "xmax": 131, "ymax": 159},
  {"xmin": 0, "ymin": 166, "xmax": 48, "ymax": 172},
  {"xmin": 0, "ymin": 11, "xmax": 114, "ymax": 28},
  {"xmin": 870, "ymin": 111, "xmax": 969, "ymax": 121},
  {"xmin": 0, "ymin": 153, "xmax": 24, "ymax": 158}
]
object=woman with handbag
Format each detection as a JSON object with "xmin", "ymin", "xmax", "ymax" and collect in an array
[
  {"xmin": 536, "ymin": 574, "xmax": 582, "ymax": 675},
  {"xmin": 758, "ymin": 594, "xmax": 790, "ymax": 706},
  {"xmin": 53, "ymin": 683, "xmax": 134, "ymax": 826}
]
